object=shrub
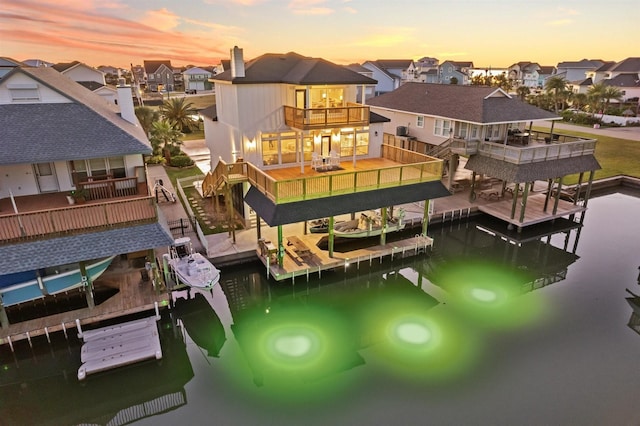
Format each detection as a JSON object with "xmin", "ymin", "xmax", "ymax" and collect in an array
[
  {"xmin": 146, "ymin": 155, "xmax": 166, "ymax": 165},
  {"xmin": 169, "ymin": 155, "xmax": 195, "ymax": 168}
]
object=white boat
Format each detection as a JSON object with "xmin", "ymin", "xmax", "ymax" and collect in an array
[
  {"xmin": 163, "ymin": 237, "xmax": 220, "ymax": 289},
  {"xmin": 333, "ymin": 209, "xmax": 406, "ymax": 238}
]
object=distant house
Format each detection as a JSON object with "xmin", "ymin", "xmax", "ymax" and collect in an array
[
  {"xmin": 144, "ymin": 60, "xmax": 174, "ymax": 92},
  {"xmin": 555, "ymin": 59, "xmax": 606, "ymax": 83},
  {"xmin": 438, "ymin": 61, "xmax": 473, "ymax": 85},
  {"xmin": 361, "ymin": 59, "xmax": 412, "ymax": 95},
  {"xmin": 21, "ymin": 59, "xmax": 53, "ymax": 68},
  {"xmin": 52, "ymin": 61, "xmax": 117, "ymax": 104},
  {"xmin": 402, "ymin": 57, "xmax": 439, "ymax": 84},
  {"xmin": 0, "ymin": 57, "xmax": 22, "ymax": 80},
  {"xmin": 183, "ymin": 66, "xmax": 213, "ymax": 92},
  {"xmin": 537, "ymin": 66, "xmax": 556, "ymax": 88},
  {"xmin": 584, "ymin": 61, "xmax": 616, "ymax": 84},
  {"xmin": 0, "ymin": 66, "xmax": 172, "ymax": 325},
  {"xmin": 508, "ymin": 62, "xmax": 548, "ymax": 88},
  {"xmin": 344, "ymin": 63, "xmax": 376, "ymax": 102}
]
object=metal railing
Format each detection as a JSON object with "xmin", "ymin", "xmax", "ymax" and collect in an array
[{"xmin": 0, "ymin": 196, "xmax": 158, "ymax": 243}]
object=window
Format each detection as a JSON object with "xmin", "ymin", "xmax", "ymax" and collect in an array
[
  {"xmin": 457, "ymin": 122, "xmax": 468, "ymax": 138},
  {"xmin": 8, "ymin": 84, "xmax": 39, "ymax": 102},
  {"xmin": 416, "ymin": 116, "xmax": 424, "ymax": 128},
  {"xmin": 434, "ymin": 119, "xmax": 451, "ymax": 136}
]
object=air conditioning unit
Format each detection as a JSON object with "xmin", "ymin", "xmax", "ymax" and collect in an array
[{"xmin": 396, "ymin": 126, "xmax": 408, "ymax": 136}]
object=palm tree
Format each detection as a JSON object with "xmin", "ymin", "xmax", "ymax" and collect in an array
[
  {"xmin": 600, "ymin": 85, "xmax": 623, "ymax": 114},
  {"xmin": 149, "ymin": 119, "xmax": 183, "ymax": 159},
  {"xmin": 545, "ymin": 76, "xmax": 569, "ymax": 113},
  {"xmin": 516, "ymin": 86, "xmax": 530, "ymax": 101},
  {"xmin": 570, "ymin": 93, "xmax": 588, "ymax": 111},
  {"xmin": 134, "ymin": 106, "xmax": 160, "ymax": 136},
  {"xmin": 159, "ymin": 97, "xmax": 197, "ymax": 132}
]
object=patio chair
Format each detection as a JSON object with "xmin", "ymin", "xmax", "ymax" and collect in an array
[
  {"xmin": 311, "ymin": 152, "xmax": 323, "ymax": 170},
  {"xmin": 329, "ymin": 150, "xmax": 340, "ymax": 167}
]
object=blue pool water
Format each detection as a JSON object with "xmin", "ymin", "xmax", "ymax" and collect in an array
[{"xmin": 1, "ymin": 189, "xmax": 639, "ymax": 426}]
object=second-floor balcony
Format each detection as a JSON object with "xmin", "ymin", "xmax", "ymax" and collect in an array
[
  {"xmin": 450, "ymin": 130, "xmax": 597, "ymax": 164},
  {"xmin": 283, "ymin": 103, "xmax": 370, "ymax": 130}
]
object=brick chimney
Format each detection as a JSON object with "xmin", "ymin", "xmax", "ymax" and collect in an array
[
  {"xmin": 116, "ymin": 78, "xmax": 137, "ymax": 125},
  {"xmin": 230, "ymin": 46, "xmax": 245, "ymax": 78}
]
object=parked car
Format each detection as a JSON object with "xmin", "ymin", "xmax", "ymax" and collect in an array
[{"xmin": 185, "ymin": 89, "xmax": 197, "ymax": 94}]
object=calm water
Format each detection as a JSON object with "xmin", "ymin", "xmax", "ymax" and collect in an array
[{"xmin": 1, "ymin": 189, "xmax": 639, "ymax": 426}]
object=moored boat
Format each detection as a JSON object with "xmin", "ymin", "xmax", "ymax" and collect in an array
[
  {"xmin": 0, "ymin": 256, "xmax": 116, "ymax": 307},
  {"xmin": 163, "ymin": 237, "xmax": 220, "ymax": 289},
  {"xmin": 333, "ymin": 209, "xmax": 406, "ymax": 238}
]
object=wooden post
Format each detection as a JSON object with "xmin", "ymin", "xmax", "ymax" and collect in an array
[
  {"xmin": 225, "ymin": 184, "xmax": 235, "ymax": 243},
  {"xmin": 510, "ymin": 183, "xmax": 520, "ymax": 219},
  {"xmin": 552, "ymin": 176, "xmax": 563, "ymax": 215},
  {"xmin": 544, "ymin": 179, "xmax": 553, "ymax": 211},
  {"xmin": 256, "ymin": 214, "xmax": 262, "ymax": 240},
  {"xmin": 422, "ymin": 200, "xmax": 430, "ymax": 236},
  {"xmin": 574, "ymin": 172, "xmax": 585, "ymax": 206},
  {"xmin": 519, "ymin": 182, "xmax": 530, "ymax": 223},
  {"xmin": 328, "ymin": 216, "xmax": 335, "ymax": 258},
  {"xmin": 79, "ymin": 261, "xmax": 95, "ymax": 309},
  {"xmin": 0, "ymin": 303, "xmax": 8, "ymax": 329},
  {"xmin": 469, "ymin": 171, "xmax": 477, "ymax": 202}
]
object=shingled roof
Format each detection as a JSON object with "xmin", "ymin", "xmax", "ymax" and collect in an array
[
  {"xmin": 0, "ymin": 223, "xmax": 173, "ymax": 275},
  {"xmin": 212, "ymin": 52, "xmax": 377, "ymax": 85},
  {"xmin": 0, "ymin": 67, "xmax": 150, "ymax": 165},
  {"xmin": 367, "ymin": 82, "xmax": 559, "ymax": 124}
]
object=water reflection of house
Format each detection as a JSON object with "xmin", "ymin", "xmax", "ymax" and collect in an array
[
  {"xmin": 0, "ymin": 66, "xmax": 173, "ymax": 335},
  {"xmin": 422, "ymin": 215, "xmax": 582, "ymax": 292}
]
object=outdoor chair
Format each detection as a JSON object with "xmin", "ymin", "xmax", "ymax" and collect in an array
[
  {"xmin": 329, "ymin": 150, "xmax": 340, "ymax": 167},
  {"xmin": 311, "ymin": 152, "xmax": 323, "ymax": 170}
]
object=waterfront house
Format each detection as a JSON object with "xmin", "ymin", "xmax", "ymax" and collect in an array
[
  {"xmin": 201, "ymin": 47, "xmax": 449, "ymax": 270},
  {"xmin": 0, "ymin": 66, "xmax": 173, "ymax": 330},
  {"xmin": 367, "ymin": 82, "xmax": 601, "ymax": 230}
]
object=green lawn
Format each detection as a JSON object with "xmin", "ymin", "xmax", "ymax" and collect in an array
[
  {"xmin": 532, "ymin": 127, "xmax": 640, "ymax": 184},
  {"xmin": 163, "ymin": 164, "xmax": 204, "ymax": 187}
]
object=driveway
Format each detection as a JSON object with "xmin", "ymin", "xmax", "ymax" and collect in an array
[{"xmin": 533, "ymin": 120, "xmax": 640, "ymax": 142}]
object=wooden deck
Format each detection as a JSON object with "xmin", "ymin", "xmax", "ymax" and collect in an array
[
  {"xmin": 477, "ymin": 193, "xmax": 585, "ymax": 229},
  {"xmin": 0, "ymin": 257, "xmax": 169, "ymax": 347},
  {"xmin": 264, "ymin": 157, "xmax": 400, "ymax": 180}
]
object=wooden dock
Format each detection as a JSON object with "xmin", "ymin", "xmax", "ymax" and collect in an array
[
  {"xmin": 0, "ymin": 257, "xmax": 170, "ymax": 349},
  {"xmin": 258, "ymin": 227, "xmax": 434, "ymax": 282}
]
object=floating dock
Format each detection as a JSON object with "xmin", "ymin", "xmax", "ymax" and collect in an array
[{"xmin": 77, "ymin": 316, "xmax": 162, "ymax": 380}]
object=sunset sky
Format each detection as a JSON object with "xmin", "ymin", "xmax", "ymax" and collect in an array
[{"xmin": 1, "ymin": 0, "xmax": 638, "ymax": 69}]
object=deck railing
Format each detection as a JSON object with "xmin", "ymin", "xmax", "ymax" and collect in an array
[
  {"xmin": 203, "ymin": 144, "xmax": 442, "ymax": 204},
  {"xmin": 450, "ymin": 132, "xmax": 596, "ymax": 164},
  {"xmin": 283, "ymin": 103, "xmax": 369, "ymax": 130},
  {"xmin": 0, "ymin": 196, "xmax": 158, "ymax": 243},
  {"xmin": 78, "ymin": 176, "xmax": 140, "ymax": 200}
]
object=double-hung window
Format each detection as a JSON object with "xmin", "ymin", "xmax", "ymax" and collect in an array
[
  {"xmin": 416, "ymin": 115, "xmax": 424, "ymax": 128},
  {"xmin": 434, "ymin": 119, "xmax": 451, "ymax": 136}
]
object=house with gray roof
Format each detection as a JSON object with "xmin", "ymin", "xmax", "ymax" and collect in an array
[
  {"xmin": 183, "ymin": 66, "xmax": 213, "ymax": 92},
  {"xmin": 361, "ymin": 59, "xmax": 412, "ymax": 95},
  {"xmin": 0, "ymin": 66, "xmax": 172, "ymax": 326},
  {"xmin": 143, "ymin": 60, "xmax": 175, "ymax": 92},
  {"xmin": 556, "ymin": 59, "xmax": 606, "ymax": 83},
  {"xmin": 367, "ymin": 82, "xmax": 600, "ymax": 230},
  {"xmin": 438, "ymin": 61, "xmax": 474, "ymax": 85}
]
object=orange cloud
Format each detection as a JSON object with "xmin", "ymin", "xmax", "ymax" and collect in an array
[{"xmin": 1, "ymin": 0, "xmax": 229, "ymax": 66}]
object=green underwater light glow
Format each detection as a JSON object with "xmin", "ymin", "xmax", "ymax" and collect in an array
[
  {"xmin": 433, "ymin": 258, "xmax": 544, "ymax": 330},
  {"xmin": 362, "ymin": 296, "xmax": 481, "ymax": 383},
  {"xmin": 229, "ymin": 303, "xmax": 359, "ymax": 403}
]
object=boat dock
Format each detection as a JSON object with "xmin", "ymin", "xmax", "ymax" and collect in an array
[
  {"xmin": 78, "ymin": 315, "xmax": 162, "ymax": 380},
  {"xmin": 0, "ymin": 257, "xmax": 169, "ymax": 350}
]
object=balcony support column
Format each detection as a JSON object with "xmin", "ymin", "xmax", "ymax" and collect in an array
[
  {"xmin": 552, "ymin": 177, "xmax": 563, "ymax": 216},
  {"xmin": 544, "ymin": 179, "xmax": 553, "ymax": 212},
  {"xmin": 510, "ymin": 183, "xmax": 520, "ymax": 220},
  {"xmin": 579, "ymin": 170, "xmax": 596, "ymax": 225},
  {"xmin": 447, "ymin": 154, "xmax": 459, "ymax": 190},
  {"xmin": 469, "ymin": 172, "xmax": 477, "ymax": 202},
  {"xmin": 519, "ymin": 182, "xmax": 530, "ymax": 224}
]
